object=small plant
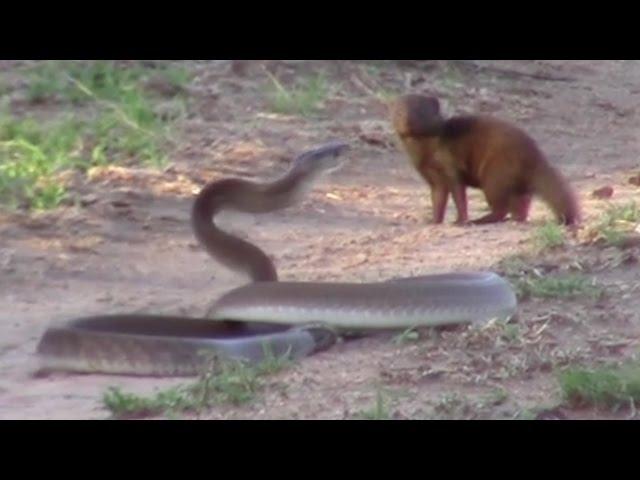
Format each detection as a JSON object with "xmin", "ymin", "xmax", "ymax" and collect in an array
[
  {"xmin": 513, "ymin": 405, "xmax": 566, "ymax": 420},
  {"xmin": 439, "ymin": 61, "xmax": 465, "ymax": 88},
  {"xmin": 514, "ymin": 409, "xmax": 538, "ymax": 420},
  {"xmin": 0, "ymin": 79, "xmax": 8, "ymax": 97},
  {"xmin": 558, "ymin": 360, "xmax": 640, "ymax": 411},
  {"xmin": 477, "ymin": 388, "xmax": 509, "ymax": 409},
  {"xmin": 354, "ymin": 388, "xmax": 392, "ymax": 420},
  {"xmin": 0, "ymin": 115, "xmax": 83, "ymax": 209},
  {"xmin": 266, "ymin": 72, "xmax": 328, "ymax": 117},
  {"xmin": 392, "ymin": 327, "xmax": 420, "ymax": 345},
  {"xmin": 431, "ymin": 389, "xmax": 511, "ymax": 419},
  {"xmin": 103, "ymin": 348, "xmax": 293, "ymax": 419},
  {"xmin": 193, "ymin": 358, "xmax": 262, "ymax": 406},
  {"xmin": 103, "ymin": 385, "xmax": 199, "ymax": 419},
  {"xmin": 374, "ymin": 90, "xmax": 396, "ymax": 103},
  {"xmin": 532, "ymin": 221, "xmax": 566, "ymax": 251},
  {"xmin": 601, "ymin": 201, "xmax": 640, "ymax": 225},
  {"xmin": 516, "ymin": 274, "xmax": 602, "ymax": 300},
  {"xmin": 26, "ymin": 63, "xmax": 65, "ymax": 103},
  {"xmin": 433, "ymin": 392, "xmax": 470, "ymax": 417},
  {"xmin": 593, "ymin": 201, "xmax": 640, "ymax": 247},
  {"xmin": 500, "ymin": 323, "xmax": 522, "ymax": 344},
  {"xmin": 255, "ymin": 342, "xmax": 293, "ymax": 375}
]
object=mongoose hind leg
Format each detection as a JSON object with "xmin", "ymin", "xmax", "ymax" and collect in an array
[{"xmin": 508, "ymin": 194, "xmax": 532, "ymax": 222}]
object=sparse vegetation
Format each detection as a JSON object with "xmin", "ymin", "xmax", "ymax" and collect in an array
[
  {"xmin": 431, "ymin": 388, "xmax": 511, "ymax": 419},
  {"xmin": 0, "ymin": 115, "xmax": 81, "ymax": 209},
  {"xmin": 103, "ymin": 384, "xmax": 199, "ymax": 419},
  {"xmin": 516, "ymin": 274, "xmax": 603, "ymax": 300},
  {"xmin": 559, "ymin": 359, "xmax": 640, "ymax": 411},
  {"xmin": 592, "ymin": 201, "xmax": 640, "ymax": 247},
  {"xmin": 439, "ymin": 61, "xmax": 465, "ymax": 89},
  {"xmin": 265, "ymin": 72, "xmax": 328, "ymax": 117},
  {"xmin": 514, "ymin": 405, "xmax": 567, "ymax": 420},
  {"xmin": 353, "ymin": 388, "xmax": 392, "ymax": 420},
  {"xmin": 431, "ymin": 391, "xmax": 483, "ymax": 419},
  {"xmin": 532, "ymin": 221, "xmax": 566, "ymax": 251},
  {"xmin": 0, "ymin": 61, "xmax": 189, "ymax": 210},
  {"xmin": 600, "ymin": 201, "xmax": 640, "ymax": 225},
  {"xmin": 478, "ymin": 388, "xmax": 510, "ymax": 409},
  {"xmin": 392, "ymin": 327, "xmax": 420, "ymax": 345},
  {"xmin": 514, "ymin": 409, "xmax": 538, "ymax": 420},
  {"xmin": 25, "ymin": 61, "xmax": 188, "ymax": 105},
  {"xmin": 433, "ymin": 392, "xmax": 469, "ymax": 416},
  {"xmin": 103, "ymin": 347, "xmax": 292, "ymax": 419},
  {"xmin": 499, "ymin": 323, "xmax": 522, "ymax": 344}
]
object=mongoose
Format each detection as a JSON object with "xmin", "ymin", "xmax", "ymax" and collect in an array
[{"xmin": 390, "ymin": 94, "xmax": 580, "ymax": 225}]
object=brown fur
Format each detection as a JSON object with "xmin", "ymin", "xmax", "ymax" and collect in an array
[{"xmin": 390, "ymin": 94, "xmax": 581, "ymax": 226}]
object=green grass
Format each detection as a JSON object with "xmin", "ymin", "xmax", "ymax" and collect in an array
[
  {"xmin": 477, "ymin": 388, "xmax": 510, "ymax": 409},
  {"xmin": 0, "ymin": 115, "xmax": 83, "ymax": 209},
  {"xmin": 500, "ymin": 323, "xmax": 523, "ymax": 344},
  {"xmin": 0, "ymin": 61, "xmax": 190, "ymax": 210},
  {"xmin": 354, "ymin": 388, "xmax": 392, "ymax": 420},
  {"xmin": 600, "ymin": 201, "xmax": 640, "ymax": 225},
  {"xmin": 513, "ymin": 405, "xmax": 566, "ymax": 420},
  {"xmin": 496, "ymin": 255, "xmax": 603, "ymax": 303},
  {"xmin": 392, "ymin": 327, "xmax": 420, "ymax": 345},
  {"xmin": 266, "ymin": 73, "xmax": 328, "ymax": 117},
  {"xmin": 559, "ymin": 359, "xmax": 640, "ymax": 411},
  {"xmin": 103, "ymin": 347, "xmax": 292, "ymax": 419},
  {"xmin": 25, "ymin": 61, "xmax": 188, "ymax": 104},
  {"xmin": 433, "ymin": 392, "xmax": 471, "ymax": 417},
  {"xmin": 515, "ymin": 274, "xmax": 602, "ymax": 300},
  {"xmin": 532, "ymin": 221, "xmax": 566, "ymax": 251},
  {"xmin": 431, "ymin": 388, "xmax": 510, "ymax": 419},
  {"xmin": 439, "ymin": 61, "xmax": 465, "ymax": 88},
  {"xmin": 514, "ymin": 409, "xmax": 538, "ymax": 420},
  {"xmin": 254, "ymin": 343, "xmax": 294, "ymax": 375},
  {"xmin": 593, "ymin": 201, "xmax": 640, "ymax": 247},
  {"xmin": 103, "ymin": 385, "xmax": 200, "ymax": 419}
]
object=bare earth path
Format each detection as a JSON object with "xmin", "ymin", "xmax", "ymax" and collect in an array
[{"xmin": 1, "ymin": 60, "xmax": 639, "ymax": 419}]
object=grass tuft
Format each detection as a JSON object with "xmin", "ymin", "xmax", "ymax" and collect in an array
[
  {"xmin": 559, "ymin": 360, "xmax": 640, "ymax": 411},
  {"xmin": 103, "ymin": 346, "xmax": 292, "ymax": 419},
  {"xmin": 0, "ymin": 61, "xmax": 190, "ymax": 210}
]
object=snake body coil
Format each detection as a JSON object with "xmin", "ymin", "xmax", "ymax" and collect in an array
[{"xmin": 36, "ymin": 141, "xmax": 517, "ymax": 376}]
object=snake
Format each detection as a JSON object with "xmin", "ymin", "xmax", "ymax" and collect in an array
[{"xmin": 36, "ymin": 141, "xmax": 517, "ymax": 377}]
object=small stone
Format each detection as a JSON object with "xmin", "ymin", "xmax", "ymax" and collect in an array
[{"xmin": 591, "ymin": 186, "xmax": 614, "ymax": 199}]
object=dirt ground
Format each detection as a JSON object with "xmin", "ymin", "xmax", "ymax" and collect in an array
[{"xmin": 1, "ymin": 60, "xmax": 639, "ymax": 419}]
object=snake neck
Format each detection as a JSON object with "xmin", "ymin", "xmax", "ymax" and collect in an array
[{"xmin": 191, "ymin": 162, "xmax": 326, "ymax": 283}]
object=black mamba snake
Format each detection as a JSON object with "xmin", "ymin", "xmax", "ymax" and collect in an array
[{"xmin": 36, "ymin": 142, "xmax": 517, "ymax": 376}]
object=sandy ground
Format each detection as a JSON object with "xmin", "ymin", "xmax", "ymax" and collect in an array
[{"xmin": 0, "ymin": 60, "xmax": 639, "ymax": 419}]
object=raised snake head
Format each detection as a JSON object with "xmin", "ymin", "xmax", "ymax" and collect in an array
[{"xmin": 292, "ymin": 141, "xmax": 350, "ymax": 176}]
